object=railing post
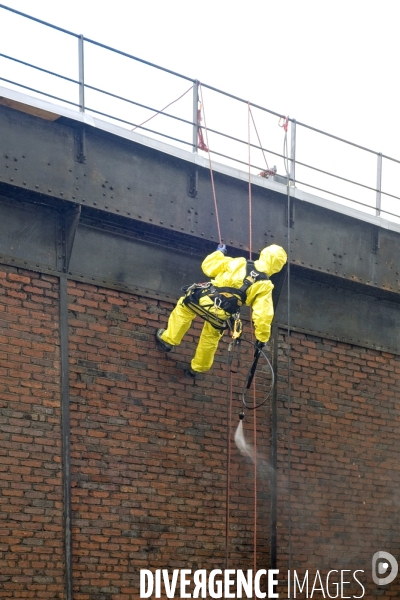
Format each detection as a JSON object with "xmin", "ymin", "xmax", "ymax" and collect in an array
[
  {"xmin": 376, "ymin": 152, "xmax": 382, "ymax": 216},
  {"xmin": 78, "ymin": 34, "xmax": 85, "ymax": 112},
  {"xmin": 290, "ymin": 119, "xmax": 296, "ymax": 185},
  {"xmin": 192, "ymin": 80, "xmax": 199, "ymax": 152}
]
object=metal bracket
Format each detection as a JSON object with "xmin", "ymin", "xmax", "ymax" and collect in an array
[
  {"xmin": 188, "ymin": 169, "xmax": 198, "ymax": 198},
  {"xmin": 57, "ymin": 204, "xmax": 81, "ymax": 273},
  {"xmin": 371, "ymin": 227, "xmax": 380, "ymax": 254},
  {"xmin": 271, "ymin": 263, "xmax": 288, "ymax": 312},
  {"xmin": 74, "ymin": 126, "xmax": 86, "ymax": 163}
]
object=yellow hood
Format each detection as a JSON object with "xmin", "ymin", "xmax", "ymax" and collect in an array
[{"xmin": 254, "ymin": 244, "xmax": 287, "ymax": 276}]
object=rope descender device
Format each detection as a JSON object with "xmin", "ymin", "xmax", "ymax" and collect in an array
[{"xmin": 231, "ymin": 315, "xmax": 243, "ymax": 340}]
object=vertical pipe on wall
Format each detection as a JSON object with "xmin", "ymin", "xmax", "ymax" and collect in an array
[
  {"xmin": 270, "ymin": 325, "xmax": 278, "ymax": 569},
  {"xmin": 60, "ymin": 273, "xmax": 73, "ymax": 600}
]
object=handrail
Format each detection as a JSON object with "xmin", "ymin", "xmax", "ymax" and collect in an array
[{"xmin": 0, "ymin": 2, "xmax": 399, "ymax": 220}]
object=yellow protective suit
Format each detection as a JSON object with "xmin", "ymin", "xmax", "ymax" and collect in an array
[{"xmin": 161, "ymin": 244, "xmax": 287, "ymax": 373}]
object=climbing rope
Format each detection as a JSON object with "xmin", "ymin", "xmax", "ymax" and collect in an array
[
  {"xmin": 132, "ymin": 84, "xmax": 193, "ymax": 132},
  {"xmin": 198, "ymin": 83, "xmax": 223, "ymax": 246},
  {"xmin": 199, "ymin": 91, "xmax": 292, "ymax": 575},
  {"xmin": 225, "ymin": 365, "xmax": 233, "ymax": 568},
  {"xmin": 248, "ymin": 102, "xmax": 257, "ymax": 577},
  {"xmin": 281, "ymin": 115, "xmax": 293, "ymax": 578}
]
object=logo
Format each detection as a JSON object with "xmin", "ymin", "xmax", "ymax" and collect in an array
[{"xmin": 372, "ymin": 551, "xmax": 398, "ymax": 586}]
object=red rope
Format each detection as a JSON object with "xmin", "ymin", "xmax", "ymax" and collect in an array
[
  {"xmin": 197, "ymin": 108, "xmax": 209, "ymax": 152},
  {"xmin": 253, "ymin": 384, "xmax": 257, "ymax": 574},
  {"xmin": 225, "ymin": 370, "xmax": 233, "ymax": 568},
  {"xmin": 132, "ymin": 84, "xmax": 193, "ymax": 131},
  {"xmin": 279, "ymin": 115, "xmax": 289, "ymax": 132},
  {"xmin": 198, "ymin": 83, "xmax": 223, "ymax": 246},
  {"xmin": 248, "ymin": 103, "xmax": 258, "ymax": 575}
]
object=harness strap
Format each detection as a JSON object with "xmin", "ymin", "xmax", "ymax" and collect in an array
[
  {"xmin": 182, "ymin": 295, "xmax": 228, "ymax": 331},
  {"xmin": 181, "ymin": 260, "xmax": 269, "ymax": 331}
]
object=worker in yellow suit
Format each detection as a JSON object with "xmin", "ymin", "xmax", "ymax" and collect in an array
[{"xmin": 156, "ymin": 244, "xmax": 287, "ymax": 377}]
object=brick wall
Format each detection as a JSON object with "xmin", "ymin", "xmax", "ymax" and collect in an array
[
  {"xmin": 0, "ymin": 266, "xmax": 64, "ymax": 599},
  {"xmin": 67, "ymin": 281, "xmax": 270, "ymax": 599},
  {"xmin": 1, "ymin": 268, "xmax": 400, "ymax": 599},
  {"xmin": 276, "ymin": 331, "xmax": 400, "ymax": 598}
]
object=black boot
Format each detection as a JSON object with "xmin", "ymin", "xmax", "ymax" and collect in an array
[
  {"xmin": 184, "ymin": 367, "xmax": 198, "ymax": 379},
  {"xmin": 155, "ymin": 329, "xmax": 173, "ymax": 352}
]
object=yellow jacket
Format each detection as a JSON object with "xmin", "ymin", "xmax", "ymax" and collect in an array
[{"xmin": 201, "ymin": 244, "xmax": 287, "ymax": 343}]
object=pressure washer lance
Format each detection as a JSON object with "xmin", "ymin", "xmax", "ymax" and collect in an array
[{"xmin": 239, "ymin": 411, "xmax": 245, "ymax": 421}]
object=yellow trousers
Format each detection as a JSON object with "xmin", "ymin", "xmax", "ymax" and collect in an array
[{"xmin": 161, "ymin": 296, "xmax": 224, "ymax": 372}]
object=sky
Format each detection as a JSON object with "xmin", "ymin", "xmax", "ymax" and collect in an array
[{"xmin": 1, "ymin": 0, "xmax": 399, "ymax": 218}]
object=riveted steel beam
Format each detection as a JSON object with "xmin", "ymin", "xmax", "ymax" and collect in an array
[
  {"xmin": 1, "ymin": 100, "xmax": 400, "ymax": 354},
  {"xmin": 1, "ymin": 100, "xmax": 399, "ymax": 300}
]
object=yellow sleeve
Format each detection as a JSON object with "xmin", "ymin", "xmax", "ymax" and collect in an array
[
  {"xmin": 201, "ymin": 250, "xmax": 232, "ymax": 278},
  {"xmin": 246, "ymin": 282, "xmax": 274, "ymax": 343}
]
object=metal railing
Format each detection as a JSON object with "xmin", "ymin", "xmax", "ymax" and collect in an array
[{"xmin": 1, "ymin": 3, "xmax": 400, "ymax": 222}]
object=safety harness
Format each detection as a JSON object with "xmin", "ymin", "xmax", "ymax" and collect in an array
[{"xmin": 181, "ymin": 260, "xmax": 269, "ymax": 337}]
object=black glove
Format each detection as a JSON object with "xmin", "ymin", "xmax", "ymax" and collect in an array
[
  {"xmin": 217, "ymin": 244, "xmax": 227, "ymax": 254},
  {"xmin": 255, "ymin": 340, "xmax": 266, "ymax": 350}
]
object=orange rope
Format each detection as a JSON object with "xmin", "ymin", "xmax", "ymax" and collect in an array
[
  {"xmin": 131, "ymin": 84, "xmax": 193, "ymax": 131},
  {"xmin": 248, "ymin": 101, "xmax": 258, "ymax": 577},
  {"xmin": 253, "ymin": 385, "xmax": 257, "ymax": 574},
  {"xmin": 198, "ymin": 83, "xmax": 223, "ymax": 246}
]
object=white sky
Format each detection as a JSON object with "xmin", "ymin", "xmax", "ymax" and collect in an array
[{"xmin": 1, "ymin": 0, "xmax": 400, "ymax": 217}]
